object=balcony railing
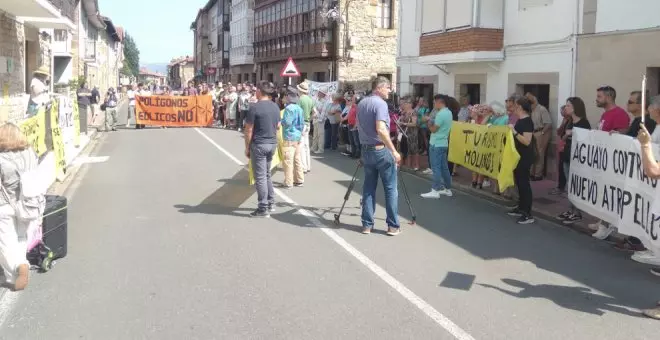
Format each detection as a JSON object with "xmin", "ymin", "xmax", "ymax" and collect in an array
[
  {"xmin": 84, "ymin": 40, "xmax": 96, "ymax": 60},
  {"xmin": 48, "ymin": 0, "xmax": 77, "ymax": 22}
]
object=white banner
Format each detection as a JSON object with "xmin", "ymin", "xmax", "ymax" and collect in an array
[
  {"xmin": 306, "ymin": 81, "xmax": 339, "ymax": 98},
  {"xmin": 568, "ymin": 128, "xmax": 660, "ymax": 254},
  {"xmin": 57, "ymin": 95, "xmax": 75, "ymax": 145}
]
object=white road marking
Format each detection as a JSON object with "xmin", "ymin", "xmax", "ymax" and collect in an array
[
  {"xmin": 194, "ymin": 128, "xmax": 245, "ymax": 166},
  {"xmin": 195, "ymin": 128, "xmax": 476, "ymax": 340}
]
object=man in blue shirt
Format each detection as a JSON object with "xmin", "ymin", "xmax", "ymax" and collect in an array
[
  {"xmin": 422, "ymin": 94, "xmax": 453, "ymax": 198},
  {"xmin": 280, "ymin": 86, "xmax": 305, "ymax": 188},
  {"xmin": 356, "ymin": 77, "xmax": 401, "ymax": 236}
]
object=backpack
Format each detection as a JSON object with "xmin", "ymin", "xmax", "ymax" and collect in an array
[{"xmin": 0, "ymin": 159, "xmax": 46, "ymax": 222}]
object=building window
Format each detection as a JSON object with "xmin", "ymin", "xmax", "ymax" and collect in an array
[
  {"xmin": 375, "ymin": 0, "xmax": 393, "ymax": 29},
  {"xmin": 238, "ymin": 74, "xmax": 243, "ymax": 83},
  {"xmin": 314, "ymin": 72, "xmax": 325, "ymax": 82},
  {"xmin": 268, "ymin": 73, "xmax": 274, "ymax": 82},
  {"xmin": 301, "ymin": 72, "xmax": 308, "ymax": 81}
]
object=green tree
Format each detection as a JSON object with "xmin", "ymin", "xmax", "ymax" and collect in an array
[{"xmin": 121, "ymin": 33, "xmax": 140, "ymax": 77}]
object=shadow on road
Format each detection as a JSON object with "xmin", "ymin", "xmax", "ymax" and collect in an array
[
  {"xmin": 310, "ymin": 151, "xmax": 659, "ymax": 318},
  {"xmin": 479, "ymin": 278, "xmax": 640, "ymax": 317}
]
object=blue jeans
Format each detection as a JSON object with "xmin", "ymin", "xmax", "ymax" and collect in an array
[
  {"xmin": 350, "ymin": 129, "xmax": 361, "ymax": 158},
  {"xmin": 361, "ymin": 147, "xmax": 399, "ymax": 229},
  {"xmin": 429, "ymin": 145, "xmax": 451, "ymax": 191}
]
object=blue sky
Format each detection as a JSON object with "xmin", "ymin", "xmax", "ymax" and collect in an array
[{"xmin": 99, "ymin": 0, "xmax": 206, "ymax": 63}]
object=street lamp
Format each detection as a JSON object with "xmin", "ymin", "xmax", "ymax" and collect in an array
[{"xmin": 319, "ymin": 0, "xmax": 344, "ymax": 23}]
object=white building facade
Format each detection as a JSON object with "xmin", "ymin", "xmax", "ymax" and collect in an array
[
  {"xmin": 575, "ymin": 0, "xmax": 660, "ymax": 124},
  {"xmin": 229, "ymin": 0, "xmax": 255, "ymax": 83},
  {"xmin": 208, "ymin": 0, "xmax": 219, "ymax": 83},
  {"xmin": 398, "ymin": 0, "xmax": 580, "ymax": 125}
]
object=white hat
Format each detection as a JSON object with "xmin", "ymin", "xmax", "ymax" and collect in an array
[{"xmin": 490, "ymin": 101, "xmax": 507, "ymax": 116}]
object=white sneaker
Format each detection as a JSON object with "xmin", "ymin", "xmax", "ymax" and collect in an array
[
  {"xmin": 421, "ymin": 169, "xmax": 433, "ymax": 175},
  {"xmin": 482, "ymin": 180, "xmax": 491, "ymax": 188},
  {"xmin": 438, "ymin": 189, "xmax": 453, "ymax": 197},
  {"xmin": 421, "ymin": 190, "xmax": 440, "ymax": 199},
  {"xmin": 588, "ymin": 221, "xmax": 603, "ymax": 230},
  {"xmin": 632, "ymin": 250, "xmax": 656, "ymax": 262},
  {"xmin": 632, "ymin": 251, "xmax": 660, "ymax": 266},
  {"xmin": 592, "ymin": 224, "xmax": 616, "ymax": 240}
]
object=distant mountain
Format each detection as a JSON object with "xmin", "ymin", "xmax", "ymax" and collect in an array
[{"xmin": 141, "ymin": 63, "xmax": 168, "ymax": 75}]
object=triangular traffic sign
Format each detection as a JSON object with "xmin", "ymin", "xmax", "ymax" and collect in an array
[{"xmin": 280, "ymin": 57, "xmax": 300, "ymax": 77}]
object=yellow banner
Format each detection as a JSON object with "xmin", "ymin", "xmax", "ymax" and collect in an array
[
  {"xmin": 448, "ymin": 122, "xmax": 520, "ymax": 191},
  {"xmin": 248, "ymin": 146, "xmax": 283, "ymax": 185},
  {"xmin": 247, "ymin": 109, "xmax": 284, "ymax": 185},
  {"xmin": 50, "ymin": 100, "xmax": 66, "ymax": 180},
  {"xmin": 20, "ymin": 106, "xmax": 48, "ymax": 156}
]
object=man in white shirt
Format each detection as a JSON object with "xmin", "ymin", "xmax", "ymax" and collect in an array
[
  {"xmin": 135, "ymin": 83, "xmax": 150, "ymax": 129},
  {"xmin": 28, "ymin": 66, "xmax": 50, "ymax": 116},
  {"xmin": 126, "ymin": 84, "xmax": 137, "ymax": 127}
]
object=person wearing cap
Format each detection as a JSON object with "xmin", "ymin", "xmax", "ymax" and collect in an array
[
  {"xmin": 102, "ymin": 88, "xmax": 119, "ymax": 132},
  {"xmin": 356, "ymin": 76, "xmax": 401, "ymax": 236},
  {"xmin": 280, "ymin": 86, "xmax": 305, "ymax": 188},
  {"xmin": 27, "ymin": 65, "xmax": 50, "ymax": 116},
  {"xmin": 297, "ymin": 81, "xmax": 313, "ymax": 172},
  {"xmin": 311, "ymin": 88, "xmax": 330, "ymax": 154}
]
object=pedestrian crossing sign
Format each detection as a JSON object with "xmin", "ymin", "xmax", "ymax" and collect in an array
[{"xmin": 280, "ymin": 57, "xmax": 300, "ymax": 77}]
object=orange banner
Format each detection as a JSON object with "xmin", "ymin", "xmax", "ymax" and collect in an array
[{"xmin": 135, "ymin": 95, "xmax": 214, "ymax": 127}]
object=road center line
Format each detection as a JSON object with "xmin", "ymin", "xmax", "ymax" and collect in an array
[{"xmin": 194, "ymin": 128, "xmax": 476, "ymax": 340}]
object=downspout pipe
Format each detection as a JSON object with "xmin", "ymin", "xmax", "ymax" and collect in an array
[{"xmin": 471, "ymin": 0, "xmax": 480, "ymax": 27}]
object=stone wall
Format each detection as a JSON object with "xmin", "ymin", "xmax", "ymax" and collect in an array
[
  {"xmin": 336, "ymin": 0, "xmax": 398, "ymax": 92},
  {"xmin": 0, "ymin": 10, "xmax": 28, "ymax": 123}
]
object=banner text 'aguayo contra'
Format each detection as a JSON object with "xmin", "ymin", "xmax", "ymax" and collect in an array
[
  {"xmin": 135, "ymin": 95, "xmax": 214, "ymax": 127},
  {"xmin": 568, "ymin": 128, "xmax": 660, "ymax": 255}
]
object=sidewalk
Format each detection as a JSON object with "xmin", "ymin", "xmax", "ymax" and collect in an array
[{"xmin": 401, "ymin": 154, "xmax": 626, "ymax": 242}]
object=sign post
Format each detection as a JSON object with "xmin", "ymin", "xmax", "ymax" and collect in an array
[{"xmin": 280, "ymin": 56, "xmax": 300, "ymax": 86}]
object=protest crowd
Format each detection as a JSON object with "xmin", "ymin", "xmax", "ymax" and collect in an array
[
  {"xmin": 121, "ymin": 76, "xmax": 660, "ymax": 321},
  {"xmin": 2, "ymin": 66, "xmax": 659, "ymax": 321}
]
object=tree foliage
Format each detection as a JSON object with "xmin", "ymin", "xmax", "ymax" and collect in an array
[{"xmin": 122, "ymin": 33, "xmax": 140, "ymax": 77}]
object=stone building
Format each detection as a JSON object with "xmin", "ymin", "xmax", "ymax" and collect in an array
[
  {"xmin": 252, "ymin": 0, "xmax": 398, "ymax": 90},
  {"xmin": 0, "ymin": 0, "xmax": 76, "ymax": 122},
  {"xmin": 167, "ymin": 56, "xmax": 195, "ymax": 90}
]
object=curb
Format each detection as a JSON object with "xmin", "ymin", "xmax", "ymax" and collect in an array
[{"xmin": 399, "ymin": 167, "xmax": 627, "ymax": 243}]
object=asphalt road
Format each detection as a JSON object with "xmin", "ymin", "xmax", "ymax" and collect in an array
[{"xmin": 0, "ymin": 104, "xmax": 658, "ymax": 339}]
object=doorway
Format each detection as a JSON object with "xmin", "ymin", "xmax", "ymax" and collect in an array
[
  {"xmin": 522, "ymin": 84, "xmax": 550, "ymax": 109},
  {"xmin": 413, "ymin": 84, "xmax": 434, "ymax": 107},
  {"xmin": 461, "ymin": 84, "xmax": 481, "ymax": 105}
]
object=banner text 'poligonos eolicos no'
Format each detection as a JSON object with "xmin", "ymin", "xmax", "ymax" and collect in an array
[{"xmin": 135, "ymin": 95, "xmax": 214, "ymax": 127}]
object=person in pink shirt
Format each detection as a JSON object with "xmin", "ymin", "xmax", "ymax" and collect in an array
[{"xmin": 596, "ymin": 86, "xmax": 630, "ymax": 133}]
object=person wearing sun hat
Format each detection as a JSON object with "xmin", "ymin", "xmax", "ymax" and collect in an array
[
  {"xmin": 297, "ymin": 81, "xmax": 313, "ymax": 172},
  {"xmin": 27, "ymin": 65, "xmax": 50, "ymax": 116},
  {"xmin": 311, "ymin": 86, "xmax": 330, "ymax": 154}
]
